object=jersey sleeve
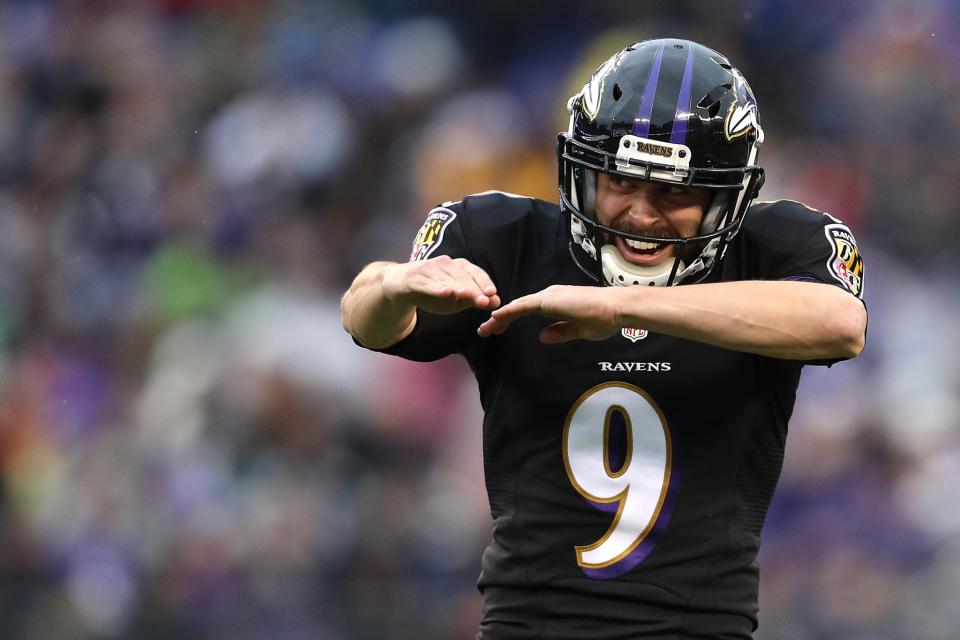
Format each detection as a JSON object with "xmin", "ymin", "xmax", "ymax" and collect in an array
[
  {"xmin": 747, "ymin": 201, "xmax": 865, "ymax": 300},
  {"xmin": 773, "ymin": 216, "xmax": 865, "ymax": 300},
  {"xmin": 739, "ymin": 201, "xmax": 867, "ymax": 367},
  {"xmin": 364, "ymin": 202, "xmax": 488, "ymax": 363}
]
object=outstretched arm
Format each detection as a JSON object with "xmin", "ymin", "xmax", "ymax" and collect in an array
[
  {"xmin": 477, "ymin": 280, "xmax": 866, "ymax": 361},
  {"xmin": 342, "ymin": 256, "xmax": 500, "ymax": 349}
]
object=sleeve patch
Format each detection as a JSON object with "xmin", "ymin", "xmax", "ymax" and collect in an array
[
  {"xmin": 410, "ymin": 207, "xmax": 457, "ymax": 262},
  {"xmin": 824, "ymin": 223, "xmax": 864, "ymax": 298}
]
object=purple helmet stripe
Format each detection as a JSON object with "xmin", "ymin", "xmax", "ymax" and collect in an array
[
  {"xmin": 669, "ymin": 44, "xmax": 695, "ymax": 144},
  {"xmin": 632, "ymin": 44, "xmax": 665, "ymax": 137}
]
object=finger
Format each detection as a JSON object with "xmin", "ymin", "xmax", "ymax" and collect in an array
[
  {"xmin": 467, "ymin": 292, "xmax": 498, "ymax": 309},
  {"xmin": 492, "ymin": 306, "xmax": 531, "ymax": 335},
  {"xmin": 405, "ymin": 274, "xmax": 454, "ymax": 297},
  {"xmin": 455, "ymin": 259, "xmax": 498, "ymax": 296},
  {"xmin": 419, "ymin": 271, "xmax": 465, "ymax": 297},
  {"xmin": 409, "ymin": 273, "xmax": 476, "ymax": 312},
  {"xmin": 479, "ymin": 290, "xmax": 560, "ymax": 337},
  {"xmin": 437, "ymin": 260, "xmax": 500, "ymax": 309},
  {"xmin": 415, "ymin": 268, "xmax": 499, "ymax": 311},
  {"xmin": 539, "ymin": 321, "xmax": 576, "ymax": 344},
  {"xmin": 477, "ymin": 316, "xmax": 497, "ymax": 337},
  {"xmin": 477, "ymin": 313, "xmax": 513, "ymax": 337},
  {"xmin": 489, "ymin": 293, "xmax": 545, "ymax": 322},
  {"xmin": 436, "ymin": 263, "xmax": 493, "ymax": 308}
]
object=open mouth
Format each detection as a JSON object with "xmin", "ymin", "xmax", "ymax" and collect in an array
[{"xmin": 614, "ymin": 236, "xmax": 673, "ymax": 266}]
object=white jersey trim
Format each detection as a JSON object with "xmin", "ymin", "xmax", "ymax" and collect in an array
[{"xmin": 442, "ymin": 190, "xmax": 533, "ymax": 207}]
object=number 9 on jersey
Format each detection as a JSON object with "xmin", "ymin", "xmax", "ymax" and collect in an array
[{"xmin": 562, "ymin": 382, "xmax": 676, "ymax": 579}]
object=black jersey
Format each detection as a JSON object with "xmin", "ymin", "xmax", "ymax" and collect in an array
[{"xmin": 365, "ymin": 192, "xmax": 865, "ymax": 640}]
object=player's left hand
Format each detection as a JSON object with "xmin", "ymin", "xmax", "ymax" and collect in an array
[{"xmin": 477, "ymin": 285, "xmax": 622, "ymax": 343}]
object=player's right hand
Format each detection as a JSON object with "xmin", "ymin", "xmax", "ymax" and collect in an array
[{"xmin": 381, "ymin": 255, "xmax": 500, "ymax": 315}]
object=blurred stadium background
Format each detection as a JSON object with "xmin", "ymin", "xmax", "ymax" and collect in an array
[{"xmin": 0, "ymin": 0, "xmax": 958, "ymax": 638}]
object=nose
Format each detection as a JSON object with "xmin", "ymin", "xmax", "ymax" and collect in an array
[{"xmin": 624, "ymin": 184, "xmax": 662, "ymax": 223}]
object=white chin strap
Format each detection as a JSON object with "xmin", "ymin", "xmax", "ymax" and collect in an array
[
  {"xmin": 601, "ymin": 244, "xmax": 681, "ymax": 287},
  {"xmin": 599, "ymin": 241, "xmax": 718, "ymax": 287}
]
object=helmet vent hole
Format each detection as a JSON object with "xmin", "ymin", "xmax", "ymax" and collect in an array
[
  {"xmin": 703, "ymin": 101, "xmax": 721, "ymax": 118},
  {"xmin": 697, "ymin": 84, "xmax": 732, "ymax": 119},
  {"xmin": 612, "ymin": 83, "xmax": 622, "ymax": 101},
  {"xmin": 618, "ymin": 275, "xmax": 625, "ymax": 282},
  {"xmin": 648, "ymin": 282, "xmax": 655, "ymax": 286}
]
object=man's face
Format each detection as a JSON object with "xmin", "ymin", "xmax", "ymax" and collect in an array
[{"xmin": 594, "ymin": 173, "xmax": 711, "ymax": 267}]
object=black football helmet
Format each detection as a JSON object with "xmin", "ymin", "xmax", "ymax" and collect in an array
[{"xmin": 558, "ymin": 38, "xmax": 765, "ymax": 286}]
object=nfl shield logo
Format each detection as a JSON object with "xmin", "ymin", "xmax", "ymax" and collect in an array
[{"xmin": 621, "ymin": 327, "xmax": 648, "ymax": 342}]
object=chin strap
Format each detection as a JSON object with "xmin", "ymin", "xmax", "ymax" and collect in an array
[
  {"xmin": 598, "ymin": 238, "xmax": 719, "ymax": 287},
  {"xmin": 570, "ymin": 216, "xmax": 596, "ymax": 259},
  {"xmin": 600, "ymin": 245, "xmax": 681, "ymax": 287}
]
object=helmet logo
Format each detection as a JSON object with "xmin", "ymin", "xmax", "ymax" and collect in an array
[
  {"xmin": 576, "ymin": 52, "xmax": 624, "ymax": 122},
  {"xmin": 724, "ymin": 69, "xmax": 762, "ymax": 142}
]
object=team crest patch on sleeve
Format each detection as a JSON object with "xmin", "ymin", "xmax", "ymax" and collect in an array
[
  {"xmin": 824, "ymin": 223, "xmax": 864, "ymax": 298},
  {"xmin": 410, "ymin": 208, "xmax": 456, "ymax": 262}
]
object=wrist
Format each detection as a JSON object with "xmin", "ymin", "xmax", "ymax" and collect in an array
[
  {"xmin": 378, "ymin": 263, "xmax": 418, "ymax": 323},
  {"xmin": 379, "ymin": 262, "xmax": 409, "ymax": 305},
  {"xmin": 613, "ymin": 285, "xmax": 647, "ymax": 328}
]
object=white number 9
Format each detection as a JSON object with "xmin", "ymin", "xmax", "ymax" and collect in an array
[{"xmin": 562, "ymin": 382, "xmax": 675, "ymax": 579}]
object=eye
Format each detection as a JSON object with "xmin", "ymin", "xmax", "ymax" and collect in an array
[
  {"xmin": 607, "ymin": 175, "xmax": 635, "ymax": 191},
  {"xmin": 659, "ymin": 184, "xmax": 709, "ymax": 206},
  {"xmin": 653, "ymin": 183, "xmax": 687, "ymax": 197}
]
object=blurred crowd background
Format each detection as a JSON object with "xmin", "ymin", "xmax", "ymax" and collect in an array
[{"xmin": 0, "ymin": 0, "xmax": 958, "ymax": 638}]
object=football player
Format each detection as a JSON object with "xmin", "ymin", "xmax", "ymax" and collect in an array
[{"xmin": 342, "ymin": 39, "xmax": 866, "ymax": 639}]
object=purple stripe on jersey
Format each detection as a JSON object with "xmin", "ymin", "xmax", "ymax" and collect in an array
[
  {"xmin": 633, "ymin": 44, "xmax": 665, "ymax": 137},
  {"xmin": 588, "ymin": 498, "xmax": 618, "ymax": 514},
  {"xmin": 669, "ymin": 45, "xmax": 695, "ymax": 144},
  {"xmin": 582, "ymin": 454, "xmax": 682, "ymax": 580}
]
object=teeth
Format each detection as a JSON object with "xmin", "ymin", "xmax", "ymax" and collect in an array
[{"xmin": 625, "ymin": 239, "xmax": 662, "ymax": 251}]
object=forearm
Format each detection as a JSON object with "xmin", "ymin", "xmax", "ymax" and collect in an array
[
  {"xmin": 340, "ymin": 262, "xmax": 417, "ymax": 349},
  {"xmin": 615, "ymin": 280, "xmax": 866, "ymax": 360}
]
